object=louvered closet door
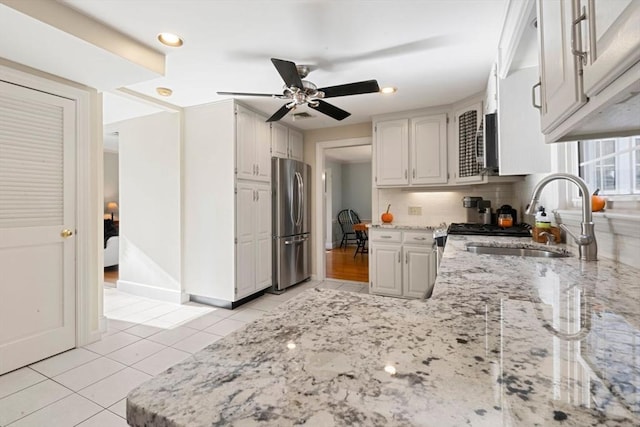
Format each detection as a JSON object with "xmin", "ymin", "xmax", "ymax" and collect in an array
[{"xmin": 0, "ymin": 80, "xmax": 76, "ymax": 375}]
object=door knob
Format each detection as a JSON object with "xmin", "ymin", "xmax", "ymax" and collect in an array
[{"xmin": 61, "ymin": 229, "xmax": 73, "ymax": 238}]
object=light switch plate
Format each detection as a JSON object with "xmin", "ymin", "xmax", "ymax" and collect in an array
[{"xmin": 408, "ymin": 206, "xmax": 422, "ymax": 215}]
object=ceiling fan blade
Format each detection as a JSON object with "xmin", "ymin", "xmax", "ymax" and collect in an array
[
  {"xmin": 271, "ymin": 58, "xmax": 303, "ymax": 89},
  {"xmin": 309, "ymin": 100, "xmax": 351, "ymax": 121},
  {"xmin": 217, "ymin": 91, "xmax": 282, "ymax": 98},
  {"xmin": 319, "ymin": 80, "xmax": 380, "ymax": 98},
  {"xmin": 266, "ymin": 104, "xmax": 293, "ymax": 122}
]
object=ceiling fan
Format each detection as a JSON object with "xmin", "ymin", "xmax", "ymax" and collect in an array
[{"xmin": 217, "ymin": 58, "xmax": 380, "ymax": 122}]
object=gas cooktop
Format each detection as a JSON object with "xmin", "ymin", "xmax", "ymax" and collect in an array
[{"xmin": 447, "ymin": 222, "xmax": 532, "ymax": 237}]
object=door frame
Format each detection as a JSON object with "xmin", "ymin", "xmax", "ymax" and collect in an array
[
  {"xmin": 314, "ymin": 137, "xmax": 372, "ymax": 281},
  {"xmin": 1, "ymin": 62, "xmax": 103, "ymax": 347}
]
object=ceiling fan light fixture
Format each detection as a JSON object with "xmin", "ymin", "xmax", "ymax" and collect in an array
[
  {"xmin": 156, "ymin": 87, "xmax": 173, "ymax": 97},
  {"xmin": 381, "ymin": 86, "xmax": 397, "ymax": 94},
  {"xmin": 157, "ymin": 32, "xmax": 184, "ymax": 47}
]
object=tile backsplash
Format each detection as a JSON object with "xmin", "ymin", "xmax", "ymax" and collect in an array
[{"xmin": 375, "ymin": 184, "xmax": 520, "ymax": 226}]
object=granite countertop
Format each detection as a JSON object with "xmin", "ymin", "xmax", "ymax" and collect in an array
[
  {"xmin": 369, "ymin": 224, "xmax": 442, "ymax": 231},
  {"xmin": 127, "ymin": 235, "xmax": 640, "ymax": 427}
]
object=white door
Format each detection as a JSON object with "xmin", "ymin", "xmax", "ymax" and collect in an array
[
  {"xmin": 536, "ymin": 0, "xmax": 587, "ymax": 132},
  {"xmin": 254, "ymin": 118, "xmax": 271, "ymax": 182},
  {"xmin": 270, "ymin": 122, "xmax": 288, "ymax": 159},
  {"xmin": 0, "ymin": 81, "xmax": 76, "ymax": 375},
  {"xmin": 403, "ymin": 246, "xmax": 433, "ymax": 299},
  {"xmin": 370, "ymin": 244, "xmax": 402, "ymax": 296},
  {"xmin": 254, "ymin": 183, "xmax": 272, "ymax": 290},
  {"xmin": 375, "ymin": 119, "xmax": 409, "ymax": 186},
  {"xmin": 236, "ymin": 105, "xmax": 256, "ymax": 181},
  {"xmin": 288, "ymin": 129, "xmax": 304, "ymax": 161},
  {"xmin": 235, "ymin": 183, "xmax": 255, "ymax": 298},
  {"xmin": 411, "ymin": 114, "xmax": 448, "ymax": 185}
]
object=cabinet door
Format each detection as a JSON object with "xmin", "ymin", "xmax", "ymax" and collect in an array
[
  {"xmin": 271, "ymin": 122, "xmax": 288, "ymax": 159},
  {"xmin": 288, "ymin": 129, "xmax": 304, "ymax": 161},
  {"xmin": 375, "ymin": 119, "xmax": 409, "ymax": 186},
  {"xmin": 497, "ymin": 67, "xmax": 550, "ymax": 175},
  {"xmin": 255, "ymin": 118, "xmax": 271, "ymax": 182},
  {"xmin": 254, "ymin": 183, "xmax": 272, "ymax": 290},
  {"xmin": 403, "ymin": 246, "xmax": 435, "ymax": 299},
  {"xmin": 579, "ymin": 0, "xmax": 640, "ymax": 97},
  {"xmin": 236, "ymin": 106, "xmax": 256, "ymax": 180},
  {"xmin": 235, "ymin": 183, "xmax": 255, "ymax": 298},
  {"xmin": 370, "ymin": 244, "xmax": 402, "ymax": 296},
  {"xmin": 453, "ymin": 103, "xmax": 486, "ymax": 184},
  {"xmin": 536, "ymin": 0, "xmax": 587, "ymax": 133},
  {"xmin": 410, "ymin": 114, "xmax": 448, "ymax": 185}
]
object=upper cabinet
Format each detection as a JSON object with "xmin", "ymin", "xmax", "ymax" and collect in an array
[
  {"xmin": 535, "ymin": 0, "xmax": 640, "ymax": 142},
  {"xmin": 236, "ymin": 105, "xmax": 270, "ymax": 182},
  {"xmin": 374, "ymin": 114, "xmax": 447, "ymax": 187},
  {"xmin": 497, "ymin": 66, "xmax": 551, "ymax": 175},
  {"xmin": 536, "ymin": 0, "xmax": 587, "ymax": 133},
  {"xmin": 271, "ymin": 122, "xmax": 304, "ymax": 162}
]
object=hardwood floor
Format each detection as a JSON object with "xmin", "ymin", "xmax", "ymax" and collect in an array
[
  {"xmin": 103, "ymin": 249, "xmax": 367, "ymax": 288},
  {"xmin": 104, "ymin": 266, "xmax": 118, "ymax": 283},
  {"xmin": 325, "ymin": 246, "xmax": 369, "ymax": 283}
]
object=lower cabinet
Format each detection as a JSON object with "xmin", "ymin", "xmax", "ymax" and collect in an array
[
  {"xmin": 236, "ymin": 181, "xmax": 272, "ymax": 299},
  {"xmin": 369, "ymin": 229, "xmax": 437, "ymax": 299}
]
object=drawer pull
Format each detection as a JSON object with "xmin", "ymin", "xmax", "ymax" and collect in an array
[
  {"xmin": 413, "ymin": 237, "xmax": 427, "ymax": 241},
  {"xmin": 380, "ymin": 235, "xmax": 393, "ymax": 239}
]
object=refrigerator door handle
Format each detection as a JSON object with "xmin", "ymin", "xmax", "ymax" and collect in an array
[
  {"xmin": 295, "ymin": 171, "xmax": 303, "ymax": 227},
  {"xmin": 284, "ymin": 236, "xmax": 308, "ymax": 245}
]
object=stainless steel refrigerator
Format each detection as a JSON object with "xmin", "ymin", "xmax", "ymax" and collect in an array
[{"xmin": 272, "ymin": 157, "xmax": 311, "ymax": 291}]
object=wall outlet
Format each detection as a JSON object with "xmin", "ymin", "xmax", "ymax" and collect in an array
[{"xmin": 408, "ymin": 206, "xmax": 422, "ymax": 215}]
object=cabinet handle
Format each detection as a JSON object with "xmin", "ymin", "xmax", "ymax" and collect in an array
[
  {"xmin": 571, "ymin": 6, "xmax": 588, "ymax": 66},
  {"xmin": 404, "ymin": 170, "xmax": 408, "ymax": 179},
  {"xmin": 256, "ymin": 190, "xmax": 259, "ymax": 201},
  {"xmin": 412, "ymin": 169, "xmax": 416, "ymax": 179},
  {"xmin": 531, "ymin": 81, "xmax": 542, "ymax": 110},
  {"xmin": 413, "ymin": 237, "xmax": 427, "ymax": 241},
  {"xmin": 253, "ymin": 190, "xmax": 256, "ymax": 201},
  {"xmin": 380, "ymin": 235, "xmax": 392, "ymax": 239},
  {"xmin": 253, "ymin": 164, "xmax": 256, "ymax": 175},
  {"xmin": 256, "ymin": 164, "xmax": 259, "ymax": 175},
  {"xmin": 405, "ymin": 252, "xmax": 408, "ymax": 264},
  {"xmin": 398, "ymin": 252, "xmax": 401, "ymax": 263}
]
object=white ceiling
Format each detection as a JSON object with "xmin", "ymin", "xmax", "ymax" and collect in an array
[
  {"xmin": 325, "ymin": 145, "xmax": 372, "ymax": 164},
  {"xmin": 3, "ymin": 0, "xmax": 508, "ymax": 130}
]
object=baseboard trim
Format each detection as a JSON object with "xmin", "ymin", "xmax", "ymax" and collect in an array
[{"xmin": 117, "ymin": 280, "xmax": 189, "ymax": 304}]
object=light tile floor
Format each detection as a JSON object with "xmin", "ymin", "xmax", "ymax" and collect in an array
[{"xmin": 0, "ymin": 279, "xmax": 367, "ymax": 426}]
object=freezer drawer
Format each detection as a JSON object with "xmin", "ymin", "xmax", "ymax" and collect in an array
[{"xmin": 273, "ymin": 234, "xmax": 310, "ymax": 291}]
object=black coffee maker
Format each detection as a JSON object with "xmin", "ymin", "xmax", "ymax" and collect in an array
[{"xmin": 496, "ymin": 204, "xmax": 518, "ymax": 224}]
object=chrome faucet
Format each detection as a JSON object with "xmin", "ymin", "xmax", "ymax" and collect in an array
[{"xmin": 525, "ymin": 173, "xmax": 597, "ymax": 261}]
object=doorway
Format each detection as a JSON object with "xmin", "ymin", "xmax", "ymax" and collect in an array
[{"xmin": 315, "ymin": 137, "xmax": 372, "ymax": 283}]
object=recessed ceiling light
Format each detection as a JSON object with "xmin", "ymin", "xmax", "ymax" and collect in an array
[
  {"xmin": 156, "ymin": 87, "xmax": 173, "ymax": 97},
  {"xmin": 157, "ymin": 32, "xmax": 183, "ymax": 47},
  {"xmin": 381, "ymin": 86, "xmax": 397, "ymax": 94}
]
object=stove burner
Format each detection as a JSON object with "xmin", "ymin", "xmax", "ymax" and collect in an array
[{"xmin": 447, "ymin": 222, "xmax": 531, "ymax": 237}]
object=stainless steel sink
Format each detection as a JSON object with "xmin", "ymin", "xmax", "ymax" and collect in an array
[{"xmin": 466, "ymin": 244, "xmax": 570, "ymax": 258}]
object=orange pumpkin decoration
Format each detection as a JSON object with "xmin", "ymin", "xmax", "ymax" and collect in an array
[
  {"xmin": 591, "ymin": 189, "xmax": 605, "ymax": 212},
  {"xmin": 381, "ymin": 204, "xmax": 394, "ymax": 223}
]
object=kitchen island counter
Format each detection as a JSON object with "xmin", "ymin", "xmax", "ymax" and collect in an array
[{"xmin": 127, "ymin": 235, "xmax": 640, "ymax": 426}]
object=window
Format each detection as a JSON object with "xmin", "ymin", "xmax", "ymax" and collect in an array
[{"xmin": 578, "ymin": 136, "xmax": 640, "ymax": 196}]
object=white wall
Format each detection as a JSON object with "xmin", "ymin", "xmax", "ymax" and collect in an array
[
  {"xmin": 103, "ymin": 151, "xmax": 119, "ymax": 215},
  {"xmin": 325, "ymin": 160, "xmax": 343, "ymax": 248},
  {"xmin": 342, "ymin": 162, "xmax": 372, "ymax": 221},
  {"xmin": 116, "ymin": 112, "xmax": 184, "ymax": 302}
]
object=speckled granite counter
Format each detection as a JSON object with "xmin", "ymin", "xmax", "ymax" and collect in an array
[{"xmin": 127, "ymin": 235, "xmax": 640, "ymax": 426}]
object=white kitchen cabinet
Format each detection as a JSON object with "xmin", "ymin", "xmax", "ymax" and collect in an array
[
  {"xmin": 536, "ymin": 0, "xmax": 587, "ymax": 133},
  {"xmin": 374, "ymin": 114, "xmax": 447, "ymax": 187},
  {"xmin": 370, "ymin": 229, "xmax": 436, "ymax": 299},
  {"xmin": 271, "ymin": 122, "xmax": 304, "ymax": 161},
  {"xmin": 535, "ymin": 0, "xmax": 640, "ymax": 142},
  {"xmin": 452, "ymin": 101, "xmax": 486, "ymax": 184},
  {"xmin": 497, "ymin": 66, "xmax": 550, "ymax": 175},
  {"xmin": 578, "ymin": 0, "xmax": 640, "ymax": 98},
  {"xmin": 236, "ymin": 181, "xmax": 272, "ymax": 299},
  {"xmin": 183, "ymin": 99, "xmax": 273, "ymax": 306},
  {"xmin": 374, "ymin": 119, "xmax": 409, "ymax": 186},
  {"xmin": 236, "ymin": 105, "xmax": 270, "ymax": 182}
]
